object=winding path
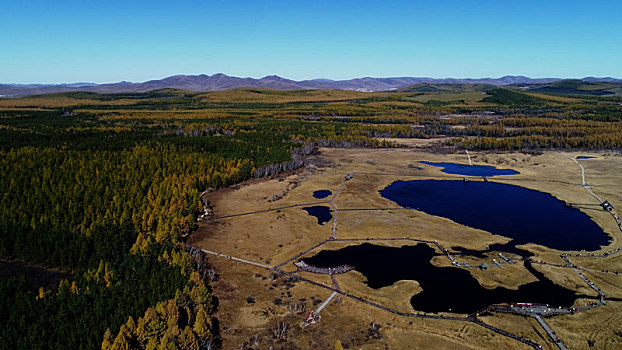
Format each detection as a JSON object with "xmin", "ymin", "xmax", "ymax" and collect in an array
[
  {"xmin": 329, "ymin": 175, "xmax": 349, "ymax": 239},
  {"xmin": 199, "ymin": 249, "xmax": 272, "ymax": 269},
  {"xmin": 534, "ymin": 315, "xmax": 567, "ymax": 350},
  {"xmin": 562, "ymin": 152, "xmax": 603, "ymax": 202},
  {"xmin": 215, "ymin": 201, "xmax": 329, "ymax": 220}
]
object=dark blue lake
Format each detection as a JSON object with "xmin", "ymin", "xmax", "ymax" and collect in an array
[
  {"xmin": 408, "ymin": 164, "xmax": 422, "ymax": 170},
  {"xmin": 576, "ymin": 156, "xmax": 595, "ymax": 160},
  {"xmin": 313, "ymin": 190, "xmax": 332, "ymax": 199},
  {"xmin": 303, "ymin": 206, "xmax": 332, "ymax": 225},
  {"xmin": 380, "ymin": 180, "xmax": 610, "ymax": 251},
  {"xmin": 419, "ymin": 161, "xmax": 519, "ymax": 176},
  {"xmin": 304, "ymin": 243, "xmax": 584, "ymax": 313}
]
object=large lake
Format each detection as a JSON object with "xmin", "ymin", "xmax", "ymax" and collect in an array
[
  {"xmin": 419, "ymin": 161, "xmax": 519, "ymax": 176},
  {"xmin": 379, "ymin": 180, "xmax": 610, "ymax": 252},
  {"xmin": 303, "ymin": 243, "xmax": 584, "ymax": 313}
]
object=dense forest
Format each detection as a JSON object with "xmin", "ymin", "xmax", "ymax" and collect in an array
[{"xmin": 0, "ymin": 84, "xmax": 620, "ymax": 349}]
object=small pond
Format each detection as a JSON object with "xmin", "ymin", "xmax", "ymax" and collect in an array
[
  {"xmin": 408, "ymin": 164, "xmax": 422, "ymax": 170},
  {"xmin": 380, "ymin": 180, "xmax": 610, "ymax": 251},
  {"xmin": 419, "ymin": 161, "xmax": 519, "ymax": 176},
  {"xmin": 576, "ymin": 156, "xmax": 595, "ymax": 160},
  {"xmin": 313, "ymin": 190, "xmax": 333, "ymax": 199},
  {"xmin": 303, "ymin": 243, "xmax": 585, "ymax": 313},
  {"xmin": 302, "ymin": 206, "xmax": 332, "ymax": 225}
]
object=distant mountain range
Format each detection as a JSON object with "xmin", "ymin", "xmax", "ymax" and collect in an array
[{"xmin": 1, "ymin": 74, "xmax": 621, "ymax": 97}]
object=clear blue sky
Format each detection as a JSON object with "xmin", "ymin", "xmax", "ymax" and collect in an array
[{"xmin": 1, "ymin": 0, "xmax": 620, "ymax": 83}]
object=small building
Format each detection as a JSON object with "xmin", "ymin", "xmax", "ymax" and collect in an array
[
  {"xmin": 302, "ymin": 311, "xmax": 321, "ymax": 327},
  {"xmin": 479, "ymin": 263, "xmax": 489, "ymax": 270},
  {"xmin": 498, "ymin": 253, "xmax": 515, "ymax": 264},
  {"xmin": 601, "ymin": 201, "xmax": 614, "ymax": 212}
]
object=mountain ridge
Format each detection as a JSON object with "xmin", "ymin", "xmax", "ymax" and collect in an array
[{"xmin": 1, "ymin": 74, "xmax": 621, "ymax": 97}]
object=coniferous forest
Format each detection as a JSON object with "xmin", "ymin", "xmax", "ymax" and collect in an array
[{"xmin": 0, "ymin": 85, "xmax": 621, "ymax": 349}]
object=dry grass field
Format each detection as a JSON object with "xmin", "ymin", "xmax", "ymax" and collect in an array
[{"xmin": 192, "ymin": 148, "xmax": 622, "ymax": 349}]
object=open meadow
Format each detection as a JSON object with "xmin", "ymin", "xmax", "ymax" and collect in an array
[{"xmin": 194, "ymin": 147, "xmax": 622, "ymax": 349}]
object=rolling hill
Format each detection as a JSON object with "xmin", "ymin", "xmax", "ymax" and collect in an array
[{"xmin": 1, "ymin": 74, "xmax": 621, "ymax": 97}]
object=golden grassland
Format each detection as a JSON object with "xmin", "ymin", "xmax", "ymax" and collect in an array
[
  {"xmin": 523, "ymin": 92, "xmax": 583, "ymax": 103},
  {"xmin": 193, "ymin": 148, "xmax": 622, "ymax": 349},
  {"xmin": 205, "ymin": 254, "xmax": 531, "ymax": 349},
  {"xmin": 198, "ymin": 88, "xmax": 383, "ymax": 104}
]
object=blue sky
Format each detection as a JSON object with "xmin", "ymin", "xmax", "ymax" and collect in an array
[{"xmin": 1, "ymin": 0, "xmax": 620, "ymax": 83}]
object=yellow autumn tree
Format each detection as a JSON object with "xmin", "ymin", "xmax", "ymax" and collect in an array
[{"xmin": 193, "ymin": 307, "xmax": 211, "ymax": 339}]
